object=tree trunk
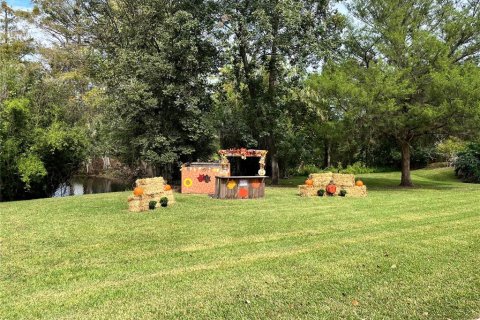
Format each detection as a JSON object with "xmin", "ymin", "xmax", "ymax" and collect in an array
[
  {"xmin": 323, "ymin": 141, "xmax": 331, "ymax": 168},
  {"xmin": 271, "ymin": 153, "xmax": 279, "ymax": 185},
  {"xmin": 4, "ymin": 7, "xmax": 8, "ymax": 45},
  {"xmin": 0, "ymin": 170, "xmax": 3, "ymax": 202},
  {"xmin": 400, "ymin": 141, "xmax": 413, "ymax": 187}
]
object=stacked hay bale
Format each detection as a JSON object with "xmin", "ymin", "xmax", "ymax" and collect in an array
[
  {"xmin": 128, "ymin": 177, "xmax": 175, "ymax": 212},
  {"xmin": 298, "ymin": 172, "xmax": 367, "ymax": 197}
]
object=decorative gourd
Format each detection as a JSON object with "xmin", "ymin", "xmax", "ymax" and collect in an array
[
  {"xmin": 355, "ymin": 180, "xmax": 364, "ymax": 187},
  {"xmin": 133, "ymin": 187, "xmax": 144, "ymax": 196},
  {"xmin": 305, "ymin": 179, "xmax": 314, "ymax": 187},
  {"xmin": 164, "ymin": 184, "xmax": 172, "ymax": 191}
]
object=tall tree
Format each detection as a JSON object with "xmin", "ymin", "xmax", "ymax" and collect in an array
[
  {"xmin": 0, "ymin": 6, "xmax": 88, "ymax": 201},
  {"xmin": 65, "ymin": 0, "xmax": 219, "ymax": 178},
  {"xmin": 330, "ymin": 0, "xmax": 480, "ymax": 186},
  {"xmin": 215, "ymin": 0, "xmax": 345, "ymax": 184}
]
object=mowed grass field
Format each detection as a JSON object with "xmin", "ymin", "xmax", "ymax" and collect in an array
[{"xmin": 1, "ymin": 168, "xmax": 479, "ymax": 319}]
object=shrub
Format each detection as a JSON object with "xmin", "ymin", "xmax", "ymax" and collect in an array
[
  {"xmin": 341, "ymin": 162, "xmax": 376, "ymax": 174},
  {"xmin": 148, "ymin": 201, "xmax": 157, "ymax": 210},
  {"xmin": 160, "ymin": 197, "xmax": 169, "ymax": 207},
  {"xmin": 296, "ymin": 164, "xmax": 322, "ymax": 176},
  {"xmin": 454, "ymin": 143, "xmax": 480, "ymax": 183}
]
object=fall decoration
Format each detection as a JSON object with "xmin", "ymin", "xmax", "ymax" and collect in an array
[
  {"xmin": 133, "ymin": 187, "xmax": 144, "ymax": 196},
  {"xmin": 250, "ymin": 179, "xmax": 261, "ymax": 189},
  {"xmin": 164, "ymin": 184, "xmax": 172, "ymax": 191},
  {"xmin": 305, "ymin": 179, "xmax": 314, "ymax": 187},
  {"xmin": 298, "ymin": 173, "xmax": 367, "ymax": 198},
  {"xmin": 227, "ymin": 180, "xmax": 237, "ymax": 190},
  {"xmin": 128, "ymin": 177, "xmax": 175, "ymax": 212},
  {"xmin": 326, "ymin": 184, "xmax": 337, "ymax": 195},
  {"xmin": 238, "ymin": 188, "xmax": 248, "ymax": 198},
  {"xmin": 160, "ymin": 197, "xmax": 168, "ymax": 207},
  {"xmin": 148, "ymin": 201, "xmax": 157, "ymax": 210},
  {"xmin": 183, "ymin": 178, "xmax": 193, "ymax": 188},
  {"xmin": 356, "ymin": 180, "xmax": 364, "ymax": 187}
]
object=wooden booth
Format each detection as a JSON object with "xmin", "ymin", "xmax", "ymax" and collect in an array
[
  {"xmin": 181, "ymin": 162, "xmax": 230, "ymax": 194},
  {"xmin": 214, "ymin": 149, "xmax": 268, "ymax": 199}
]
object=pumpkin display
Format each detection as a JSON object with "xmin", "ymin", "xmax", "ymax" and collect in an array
[
  {"xmin": 305, "ymin": 179, "xmax": 314, "ymax": 187},
  {"xmin": 133, "ymin": 187, "xmax": 144, "ymax": 196},
  {"xmin": 355, "ymin": 180, "xmax": 364, "ymax": 187},
  {"xmin": 164, "ymin": 184, "xmax": 172, "ymax": 191}
]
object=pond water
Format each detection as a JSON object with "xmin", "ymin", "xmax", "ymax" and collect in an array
[{"xmin": 53, "ymin": 176, "xmax": 131, "ymax": 197}]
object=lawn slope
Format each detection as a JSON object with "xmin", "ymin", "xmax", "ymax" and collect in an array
[{"xmin": 1, "ymin": 168, "xmax": 479, "ymax": 319}]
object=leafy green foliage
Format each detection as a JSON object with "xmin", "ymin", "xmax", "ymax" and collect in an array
[
  {"xmin": 148, "ymin": 200, "xmax": 157, "ymax": 210},
  {"xmin": 454, "ymin": 143, "xmax": 480, "ymax": 183},
  {"xmin": 0, "ymin": 12, "xmax": 88, "ymax": 201},
  {"xmin": 160, "ymin": 196, "xmax": 168, "ymax": 207},
  {"xmin": 316, "ymin": 0, "xmax": 480, "ymax": 186},
  {"xmin": 80, "ymin": 0, "xmax": 218, "ymax": 175}
]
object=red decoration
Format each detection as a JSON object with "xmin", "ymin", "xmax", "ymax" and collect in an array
[
  {"xmin": 197, "ymin": 174, "xmax": 205, "ymax": 182},
  {"xmin": 326, "ymin": 184, "xmax": 337, "ymax": 195},
  {"xmin": 250, "ymin": 179, "xmax": 261, "ymax": 189},
  {"xmin": 238, "ymin": 188, "xmax": 248, "ymax": 198}
]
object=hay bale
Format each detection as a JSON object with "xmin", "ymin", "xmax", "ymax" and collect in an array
[
  {"xmin": 298, "ymin": 185, "xmax": 318, "ymax": 197},
  {"xmin": 340, "ymin": 186, "xmax": 367, "ymax": 197},
  {"xmin": 128, "ymin": 177, "xmax": 175, "ymax": 212},
  {"xmin": 309, "ymin": 172, "xmax": 333, "ymax": 187},
  {"xmin": 136, "ymin": 177, "xmax": 165, "ymax": 195},
  {"xmin": 127, "ymin": 196, "xmax": 144, "ymax": 212},
  {"xmin": 332, "ymin": 173, "xmax": 355, "ymax": 187}
]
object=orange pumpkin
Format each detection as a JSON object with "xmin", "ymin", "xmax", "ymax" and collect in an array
[
  {"xmin": 355, "ymin": 180, "xmax": 364, "ymax": 187},
  {"xmin": 305, "ymin": 179, "xmax": 314, "ymax": 187},
  {"xmin": 133, "ymin": 187, "xmax": 144, "ymax": 196},
  {"xmin": 164, "ymin": 184, "xmax": 172, "ymax": 191}
]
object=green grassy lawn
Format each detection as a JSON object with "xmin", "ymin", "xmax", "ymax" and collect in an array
[{"xmin": 1, "ymin": 168, "xmax": 479, "ymax": 319}]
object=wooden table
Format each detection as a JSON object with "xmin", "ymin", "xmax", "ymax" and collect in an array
[{"xmin": 214, "ymin": 176, "xmax": 267, "ymax": 199}]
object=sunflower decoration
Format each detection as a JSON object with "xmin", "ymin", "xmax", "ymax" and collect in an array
[
  {"xmin": 183, "ymin": 178, "xmax": 193, "ymax": 188},
  {"xmin": 227, "ymin": 180, "xmax": 237, "ymax": 190}
]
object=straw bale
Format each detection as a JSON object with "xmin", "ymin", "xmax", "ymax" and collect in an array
[
  {"xmin": 298, "ymin": 185, "xmax": 318, "ymax": 197},
  {"xmin": 136, "ymin": 177, "xmax": 165, "ymax": 195},
  {"xmin": 309, "ymin": 172, "xmax": 333, "ymax": 187},
  {"xmin": 341, "ymin": 186, "xmax": 367, "ymax": 197},
  {"xmin": 128, "ymin": 196, "xmax": 144, "ymax": 212},
  {"xmin": 332, "ymin": 173, "xmax": 355, "ymax": 187},
  {"xmin": 128, "ymin": 176, "xmax": 175, "ymax": 212}
]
